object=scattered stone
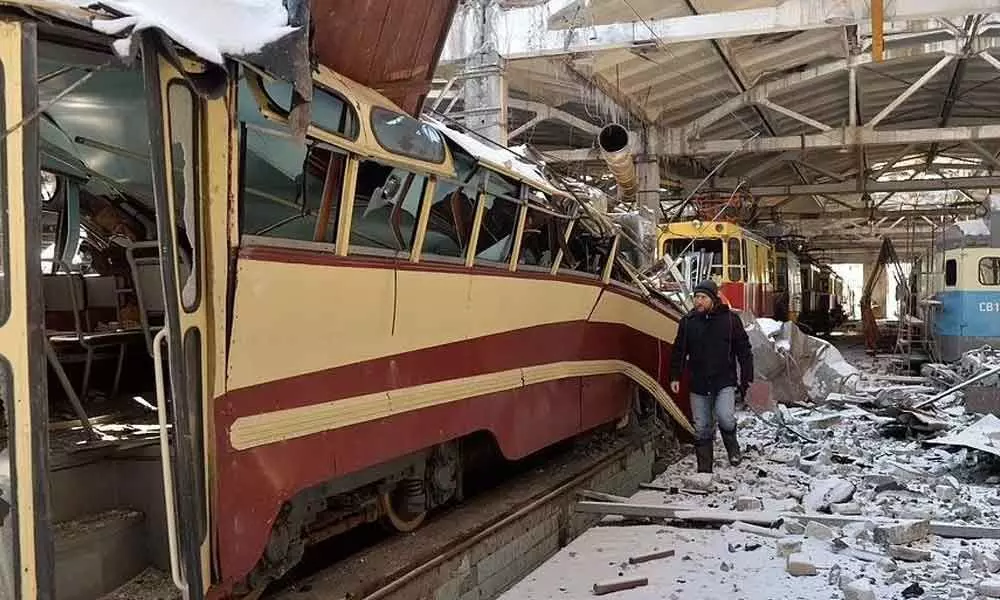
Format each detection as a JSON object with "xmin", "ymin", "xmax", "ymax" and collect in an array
[
  {"xmin": 744, "ymin": 542, "xmax": 762, "ymax": 551},
  {"xmin": 736, "ymin": 496, "xmax": 763, "ymax": 511},
  {"xmin": 876, "ymin": 558, "xmax": 898, "ymax": 572},
  {"xmin": 831, "ymin": 501, "xmax": 862, "ymax": 515},
  {"xmin": 775, "ymin": 537, "xmax": 802, "ymax": 558},
  {"xmin": 978, "ymin": 578, "xmax": 1000, "ymax": 598},
  {"xmin": 681, "ymin": 473, "xmax": 714, "ymax": 491},
  {"xmin": 764, "ymin": 498, "xmax": 800, "ymax": 512},
  {"xmin": 804, "ymin": 520, "xmax": 837, "ymax": 541},
  {"xmin": 804, "ymin": 478, "xmax": 856, "ymax": 511},
  {"xmin": 841, "ymin": 578, "xmax": 876, "ymax": 600},
  {"xmin": 720, "ymin": 561, "xmax": 731, "ymax": 572},
  {"xmin": 934, "ymin": 485, "xmax": 957, "ymax": 501},
  {"xmin": 828, "ymin": 564, "xmax": 842, "ymax": 586},
  {"xmin": 769, "ymin": 449, "xmax": 797, "ymax": 464},
  {"xmin": 786, "ymin": 553, "xmax": 818, "ymax": 576},
  {"xmin": 783, "ymin": 520, "xmax": 806, "ymax": 535},
  {"xmin": 888, "ymin": 545, "xmax": 932, "ymax": 562},
  {"xmin": 901, "ymin": 582, "xmax": 925, "ymax": 598},
  {"xmin": 973, "ymin": 550, "xmax": 1000, "ymax": 573},
  {"xmin": 873, "ymin": 520, "xmax": 930, "ymax": 545}
]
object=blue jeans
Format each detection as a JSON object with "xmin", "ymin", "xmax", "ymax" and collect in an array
[{"xmin": 690, "ymin": 386, "xmax": 737, "ymax": 443}]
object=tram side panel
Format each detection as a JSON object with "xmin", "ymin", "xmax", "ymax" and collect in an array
[
  {"xmin": 214, "ymin": 252, "xmax": 686, "ymax": 589},
  {"xmin": 933, "ymin": 248, "xmax": 1000, "ymax": 361}
]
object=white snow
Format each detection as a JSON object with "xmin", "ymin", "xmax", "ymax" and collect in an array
[
  {"xmin": 54, "ymin": 0, "xmax": 296, "ymax": 64},
  {"xmin": 423, "ymin": 115, "xmax": 556, "ymax": 192}
]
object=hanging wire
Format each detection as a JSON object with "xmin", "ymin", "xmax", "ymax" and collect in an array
[{"xmin": 617, "ymin": 0, "xmax": 759, "ymax": 134}]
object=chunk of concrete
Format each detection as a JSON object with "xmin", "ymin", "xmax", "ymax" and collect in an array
[
  {"xmin": 935, "ymin": 485, "xmax": 957, "ymax": 501},
  {"xmin": 764, "ymin": 498, "xmax": 800, "ymax": 512},
  {"xmin": 776, "ymin": 537, "xmax": 802, "ymax": 558},
  {"xmin": 873, "ymin": 520, "xmax": 930, "ymax": 546},
  {"xmin": 978, "ymin": 579, "xmax": 1000, "ymax": 598},
  {"xmin": 804, "ymin": 520, "xmax": 837, "ymax": 541},
  {"xmin": 804, "ymin": 478, "xmax": 856, "ymax": 512},
  {"xmin": 841, "ymin": 578, "xmax": 876, "ymax": 600},
  {"xmin": 682, "ymin": 473, "xmax": 714, "ymax": 491},
  {"xmin": 831, "ymin": 502, "xmax": 862, "ymax": 515},
  {"xmin": 736, "ymin": 497, "xmax": 763, "ymax": 511},
  {"xmin": 783, "ymin": 520, "xmax": 806, "ymax": 535},
  {"xmin": 887, "ymin": 545, "xmax": 931, "ymax": 562},
  {"xmin": 786, "ymin": 553, "xmax": 817, "ymax": 576}
]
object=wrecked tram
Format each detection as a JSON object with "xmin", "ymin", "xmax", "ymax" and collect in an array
[{"xmin": 0, "ymin": 5, "xmax": 696, "ymax": 599}]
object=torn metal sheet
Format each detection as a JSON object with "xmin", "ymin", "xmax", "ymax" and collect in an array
[{"xmin": 926, "ymin": 414, "xmax": 1000, "ymax": 457}]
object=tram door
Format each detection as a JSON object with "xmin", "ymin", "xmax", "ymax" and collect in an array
[
  {"xmin": 140, "ymin": 32, "xmax": 229, "ymax": 599},
  {"xmin": 0, "ymin": 19, "xmax": 55, "ymax": 600}
]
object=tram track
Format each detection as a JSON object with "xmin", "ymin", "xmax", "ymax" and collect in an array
[{"xmin": 264, "ymin": 422, "xmax": 667, "ymax": 600}]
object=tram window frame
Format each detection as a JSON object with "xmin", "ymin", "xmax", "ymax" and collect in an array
[
  {"xmin": 420, "ymin": 148, "xmax": 479, "ymax": 264},
  {"xmin": 166, "ymin": 79, "xmax": 202, "ymax": 313},
  {"xmin": 471, "ymin": 170, "xmax": 522, "ymax": 268},
  {"xmin": 238, "ymin": 121, "xmax": 348, "ymax": 245},
  {"xmin": 945, "ymin": 258, "xmax": 957, "ymax": 287},
  {"xmin": 727, "ymin": 237, "xmax": 744, "ymax": 282},
  {"xmin": 979, "ymin": 257, "xmax": 1000, "ymax": 286},
  {"xmin": 370, "ymin": 106, "xmax": 446, "ymax": 165},
  {"xmin": 559, "ymin": 216, "xmax": 609, "ymax": 279},
  {"xmin": 518, "ymin": 203, "xmax": 563, "ymax": 272},
  {"xmin": 349, "ymin": 159, "xmax": 429, "ymax": 255},
  {"xmin": 257, "ymin": 74, "xmax": 360, "ymax": 142}
]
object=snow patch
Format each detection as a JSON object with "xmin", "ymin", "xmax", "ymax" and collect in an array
[{"xmin": 56, "ymin": 0, "xmax": 296, "ymax": 64}]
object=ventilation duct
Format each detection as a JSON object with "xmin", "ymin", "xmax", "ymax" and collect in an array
[{"xmin": 598, "ymin": 123, "xmax": 636, "ymax": 202}]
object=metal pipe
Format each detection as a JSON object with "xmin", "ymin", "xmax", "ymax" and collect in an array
[
  {"xmin": 598, "ymin": 123, "xmax": 636, "ymax": 201},
  {"xmin": 872, "ymin": 0, "xmax": 885, "ymax": 62}
]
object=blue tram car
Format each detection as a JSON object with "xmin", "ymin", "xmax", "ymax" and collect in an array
[{"xmin": 930, "ymin": 209, "xmax": 1000, "ymax": 362}]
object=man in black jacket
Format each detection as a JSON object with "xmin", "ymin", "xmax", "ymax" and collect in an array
[{"xmin": 668, "ymin": 280, "xmax": 753, "ymax": 473}]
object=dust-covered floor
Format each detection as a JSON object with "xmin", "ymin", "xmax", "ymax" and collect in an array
[{"xmin": 499, "ymin": 324, "xmax": 1000, "ymax": 600}]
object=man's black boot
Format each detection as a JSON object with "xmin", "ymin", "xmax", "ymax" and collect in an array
[
  {"xmin": 720, "ymin": 428, "xmax": 741, "ymax": 466},
  {"xmin": 695, "ymin": 440, "xmax": 714, "ymax": 473}
]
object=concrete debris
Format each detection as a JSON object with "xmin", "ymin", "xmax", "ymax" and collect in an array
[
  {"xmin": 978, "ymin": 578, "xmax": 1000, "ymax": 598},
  {"xmin": 775, "ymin": 537, "xmax": 802, "ymax": 557},
  {"xmin": 499, "ymin": 335, "xmax": 1000, "ymax": 600},
  {"xmin": 873, "ymin": 520, "xmax": 930, "ymax": 545},
  {"xmin": 804, "ymin": 478, "xmax": 856, "ymax": 512},
  {"xmin": 681, "ymin": 473, "xmax": 714, "ymax": 491},
  {"xmin": 841, "ymin": 578, "xmax": 877, "ymax": 600},
  {"xmin": 804, "ymin": 520, "xmax": 837, "ymax": 541},
  {"xmin": 736, "ymin": 496, "xmax": 763, "ymax": 511},
  {"xmin": 830, "ymin": 501, "xmax": 862, "ymax": 515},
  {"xmin": 887, "ymin": 545, "xmax": 932, "ymax": 562},
  {"xmin": 786, "ymin": 552, "xmax": 818, "ymax": 576}
]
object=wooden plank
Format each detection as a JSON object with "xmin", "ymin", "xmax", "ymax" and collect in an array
[
  {"xmin": 578, "ymin": 490, "xmax": 631, "ymax": 503},
  {"xmin": 593, "ymin": 577, "xmax": 648, "ymax": 595},
  {"xmin": 627, "ymin": 549, "xmax": 675, "ymax": 564}
]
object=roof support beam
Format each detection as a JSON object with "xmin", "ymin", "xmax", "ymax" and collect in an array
[
  {"xmin": 865, "ymin": 54, "xmax": 955, "ymax": 127},
  {"xmin": 441, "ymin": 0, "xmax": 1000, "ymax": 61},
  {"xmin": 662, "ymin": 123, "xmax": 1000, "ymax": 156},
  {"xmin": 741, "ymin": 176, "xmax": 1000, "ymax": 195},
  {"xmin": 758, "ymin": 99, "xmax": 832, "ymax": 132},
  {"xmin": 507, "ymin": 98, "xmax": 602, "ymax": 136}
]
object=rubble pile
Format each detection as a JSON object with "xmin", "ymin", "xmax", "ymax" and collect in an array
[{"xmin": 500, "ymin": 331, "xmax": 1000, "ymax": 599}]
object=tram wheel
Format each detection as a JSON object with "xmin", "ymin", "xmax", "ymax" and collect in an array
[{"xmin": 378, "ymin": 479, "xmax": 428, "ymax": 532}]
